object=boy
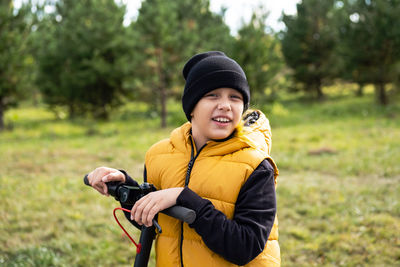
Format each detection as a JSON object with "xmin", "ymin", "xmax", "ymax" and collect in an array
[{"xmin": 87, "ymin": 51, "xmax": 280, "ymax": 266}]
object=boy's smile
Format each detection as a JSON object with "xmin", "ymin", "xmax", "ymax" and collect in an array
[
  {"xmin": 191, "ymin": 88, "xmax": 244, "ymax": 150},
  {"xmin": 212, "ymin": 116, "xmax": 232, "ymax": 124}
]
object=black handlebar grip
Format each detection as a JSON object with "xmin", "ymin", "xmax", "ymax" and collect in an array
[
  {"xmin": 83, "ymin": 174, "xmax": 120, "ymax": 197},
  {"xmin": 84, "ymin": 174, "xmax": 90, "ymax": 186},
  {"xmin": 162, "ymin": 206, "xmax": 196, "ymax": 224}
]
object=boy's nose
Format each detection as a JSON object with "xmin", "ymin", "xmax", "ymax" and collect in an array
[{"xmin": 217, "ymin": 99, "xmax": 231, "ymax": 111}]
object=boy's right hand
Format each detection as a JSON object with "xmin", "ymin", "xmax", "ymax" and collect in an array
[{"xmin": 87, "ymin": 167, "xmax": 125, "ymax": 196}]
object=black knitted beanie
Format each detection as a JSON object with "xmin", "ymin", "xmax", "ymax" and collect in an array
[{"xmin": 182, "ymin": 51, "xmax": 250, "ymax": 121}]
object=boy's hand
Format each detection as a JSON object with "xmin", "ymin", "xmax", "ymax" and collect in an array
[
  {"xmin": 87, "ymin": 167, "xmax": 125, "ymax": 196},
  {"xmin": 131, "ymin": 188, "xmax": 184, "ymax": 227}
]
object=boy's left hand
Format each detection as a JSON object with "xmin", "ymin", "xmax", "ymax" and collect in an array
[{"xmin": 131, "ymin": 187, "xmax": 184, "ymax": 227}]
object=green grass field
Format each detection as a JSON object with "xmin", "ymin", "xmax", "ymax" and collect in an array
[{"xmin": 1, "ymin": 89, "xmax": 399, "ymax": 266}]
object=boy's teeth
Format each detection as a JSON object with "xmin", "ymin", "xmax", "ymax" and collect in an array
[{"xmin": 214, "ymin": 117, "xmax": 230, "ymax": 122}]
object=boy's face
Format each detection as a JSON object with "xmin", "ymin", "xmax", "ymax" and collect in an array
[{"xmin": 191, "ymin": 87, "xmax": 244, "ymax": 145}]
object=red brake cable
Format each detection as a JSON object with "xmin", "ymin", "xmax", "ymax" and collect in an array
[{"xmin": 113, "ymin": 207, "xmax": 142, "ymax": 254}]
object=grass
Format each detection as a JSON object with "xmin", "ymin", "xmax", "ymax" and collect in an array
[{"xmin": 1, "ymin": 90, "xmax": 399, "ymax": 266}]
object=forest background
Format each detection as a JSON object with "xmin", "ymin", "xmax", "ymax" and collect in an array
[{"xmin": 1, "ymin": 0, "xmax": 399, "ymax": 266}]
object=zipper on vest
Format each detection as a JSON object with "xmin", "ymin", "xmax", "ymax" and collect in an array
[
  {"xmin": 180, "ymin": 138, "xmax": 206, "ymax": 267},
  {"xmin": 184, "ymin": 157, "xmax": 194, "ymax": 186}
]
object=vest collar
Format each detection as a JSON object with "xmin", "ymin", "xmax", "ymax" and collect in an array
[{"xmin": 170, "ymin": 110, "xmax": 272, "ymax": 158}]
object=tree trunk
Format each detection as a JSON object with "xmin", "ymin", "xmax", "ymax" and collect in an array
[
  {"xmin": 156, "ymin": 48, "xmax": 167, "ymax": 128},
  {"xmin": 0, "ymin": 97, "xmax": 4, "ymax": 131},
  {"xmin": 33, "ymin": 89, "xmax": 39, "ymax": 107},
  {"xmin": 160, "ymin": 86, "xmax": 167, "ymax": 128},
  {"xmin": 68, "ymin": 104, "xmax": 76, "ymax": 119},
  {"xmin": 375, "ymin": 83, "xmax": 388, "ymax": 105},
  {"xmin": 356, "ymin": 83, "xmax": 364, "ymax": 97},
  {"xmin": 315, "ymin": 79, "xmax": 324, "ymax": 100},
  {"xmin": 97, "ymin": 105, "xmax": 109, "ymax": 120}
]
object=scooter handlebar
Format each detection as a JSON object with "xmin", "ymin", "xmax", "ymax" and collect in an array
[{"xmin": 83, "ymin": 174, "xmax": 196, "ymax": 224}]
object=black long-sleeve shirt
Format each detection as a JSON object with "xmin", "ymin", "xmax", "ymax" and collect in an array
[{"xmin": 121, "ymin": 159, "xmax": 277, "ymax": 265}]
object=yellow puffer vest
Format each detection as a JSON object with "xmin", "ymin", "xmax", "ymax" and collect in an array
[{"xmin": 145, "ymin": 110, "xmax": 280, "ymax": 267}]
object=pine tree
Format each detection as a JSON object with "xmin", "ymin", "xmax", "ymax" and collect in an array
[
  {"xmin": 281, "ymin": 0, "xmax": 338, "ymax": 100},
  {"xmin": 0, "ymin": 0, "xmax": 33, "ymax": 130},
  {"xmin": 233, "ymin": 10, "xmax": 283, "ymax": 102},
  {"xmin": 339, "ymin": 0, "xmax": 400, "ymax": 105},
  {"xmin": 131, "ymin": 0, "xmax": 232, "ymax": 127},
  {"xmin": 35, "ymin": 0, "xmax": 132, "ymax": 119}
]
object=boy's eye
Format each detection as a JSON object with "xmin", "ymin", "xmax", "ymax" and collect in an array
[
  {"xmin": 231, "ymin": 95, "xmax": 242, "ymax": 100},
  {"xmin": 205, "ymin": 93, "xmax": 217, "ymax": 97}
]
